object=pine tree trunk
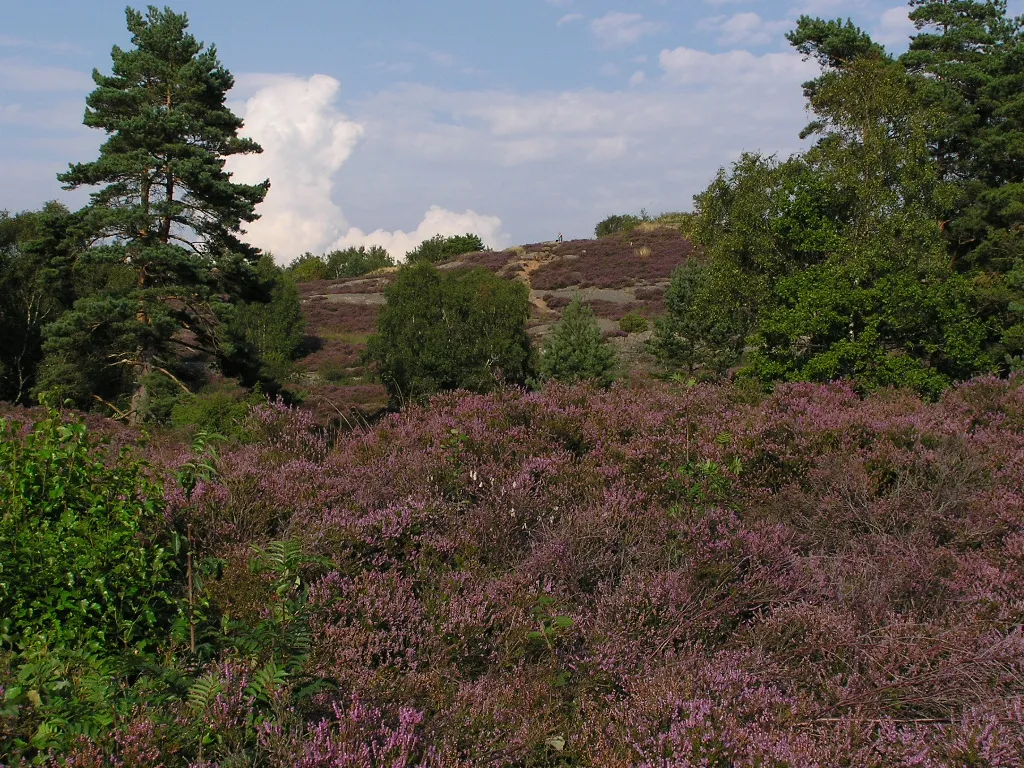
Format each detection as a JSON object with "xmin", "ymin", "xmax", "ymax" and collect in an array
[{"xmin": 129, "ymin": 355, "xmax": 151, "ymax": 426}]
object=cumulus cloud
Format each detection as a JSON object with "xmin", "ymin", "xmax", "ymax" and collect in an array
[
  {"xmin": 229, "ymin": 74, "xmax": 507, "ymax": 263},
  {"xmin": 335, "ymin": 206, "xmax": 508, "ymax": 257},
  {"xmin": 229, "ymin": 74, "xmax": 363, "ymax": 259},
  {"xmin": 330, "ymin": 46, "xmax": 818, "ymax": 242}
]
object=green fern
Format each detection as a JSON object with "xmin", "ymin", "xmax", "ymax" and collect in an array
[
  {"xmin": 245, "ymin": 661, "xmax": 289, "ymax": 706},
  {"xmin": 188, "ymin": 671, "xmax": 223, "ymax": 715}
]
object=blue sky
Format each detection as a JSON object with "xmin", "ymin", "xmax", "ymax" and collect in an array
[{"xmin": 3, "ymin": 0, "xmax": 1023, "ymax": 260}]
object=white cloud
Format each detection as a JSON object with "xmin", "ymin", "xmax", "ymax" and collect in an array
[
  {"xmin": 590, "ymin": 13, "xmax": 662, "ymax": 48},
  {"xmin": 714, "ymin": 12, "xmax": 793, "ymax": 46},
  {"xmin": 228, "ymin": 74, "xmax": 507, "ymax": 263},
  {"xmin": 659, "ymin": 46, "xmax": 815, "ymax": 88},
  {"xmin": 629, "ymin": 70, "xmax": 647, "ymax": 87},
  {"xmin": 329, "ymin": 47, "xmax": 818, "ymax": 241},
  {"xmin": 334, "ymin": 206, "xmax": 508, "ymax": 257},
  {"xmin": 557, "ymin": 13, "xmax": 585, "ymax": 27},
  {"xmin": 228, "ymin": 74, "xmax": 364, "ymax": 260}
]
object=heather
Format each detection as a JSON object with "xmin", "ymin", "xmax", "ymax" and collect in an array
[
  {"xmin": 4, "ymin": 377, "xmax": 1024, "ymax": 765},
  {"xmin": 530, "ymin": 227, "xmax": 694, "ymax": 291}
]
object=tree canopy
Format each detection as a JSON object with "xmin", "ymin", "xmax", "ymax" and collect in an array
[
  {"xmin": 43, "ymin": 5, "xmax": 269, "ymax": 422},
  {"xmin": 366, "ymin": 262, "xmax": 532, "ymax": 402}
]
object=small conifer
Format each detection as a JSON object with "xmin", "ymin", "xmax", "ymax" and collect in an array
[{"xmin": 539, "ymin": 296, "xmax": 617, "ymax": 387}]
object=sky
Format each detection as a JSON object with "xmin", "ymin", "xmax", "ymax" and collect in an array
[{"xmin": 3, "ymin": 0, "xmax": 1023, "ymax": 262}]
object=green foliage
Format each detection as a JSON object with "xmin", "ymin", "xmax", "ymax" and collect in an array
[
  {"xmin": 405, "ymin": 233, "xmax": 486, "ymax": 264},
  {"xmin": 678, "ymin": 48, "xmax": 998, "ymax": 394},
  {"xmin": 45, "ymin": 6, "xmax": 268, "ymax": 423},
  {"xmin": 0, "ymin": 204, "xmax": 81, "ymax": 405},
  {"xmin": 787, "ymin": 16, "xmax": 884, "ymax": 73},
  {"xmin": 287, "ymin": 246, "xmax": 395, "ymax": 282},
  {"xmin": 367, "ymin": 262, "xmax": 532, "ymax": 403},
  {"xmin": 618, "ymin": 312, "xmax": 649, "ymax": 334},
  {"xmin": 649, "ymin": 259, "xmax": 745, "ymax": 378},
  {"xmin": 287, "ymin": 252, "xmax": 330, "ymax": 282},
  {"xmin": 594, "ymin": 211, "xmax": 649, "ymax": 238},
  {"xmin": 170, "ymin": 383, "xmax": 264, "ymax": 439},
  {"xmin": 745, "ymin": 54, "xmax": 994, "ymax": 394},
  {"xmin": 901, "ymin": 0, "xmax": 1024, "ymax": 273},
  {"xmin": 538, "ymin": 296, "xmax": 617, "ymax": 387},
  {"xmin": 326, "ymin": 245, "xmax": 394, "ymax": 277},
  {"xmin": 0, "ymin": 409, "xmax": 178, "ymax": 651},
  {"xmin": 239, "ymin": 540, "xmax": 330, "ymax": 667},
  {"xmin": 526, "ymin": 595, "xmax": 574, "ymax": 656},
  {"xmin": 226, "ymin": 255, "xmax": 306, "ymax": 384}
]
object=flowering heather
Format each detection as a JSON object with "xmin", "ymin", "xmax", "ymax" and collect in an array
[
  {"xmin": 584, "ymin": 299, "xmax": 640, "ymax": 320},
  {"xmin": 457, "ymin": 249, "xmax": 521, "ymax": 273},
  {"xmin": 21, "ymin": 376, "xmax": 1024, "ymax": 766},
  {"xmin": 532, "ymin": 228, "xmax": 694, "ymax": 290},
  {"xmin": 301, "ymin": 300, "xmax": 380, "ymax": 335}
]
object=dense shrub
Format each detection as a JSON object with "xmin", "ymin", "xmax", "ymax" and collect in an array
[
  {"xmin": 227, "ymin": 255, "xmax": 306, "ymax": 384},
  {"xmin": 170, "ymin": 382, "xmax": 266, "ymax": 439},
  {"xmin": 288, "ymin": 246, "xmax": 395, "ymax": 282},
  {"xmin": 538, "ymin": 296, "xmax": 617, "ymax": 387},
  {"xmin": 5, "ymin": 377, "xmax": 1024, "ymax": 763},
  {"xmin": 405, "ymin": 233, "xmax": 486, "ymax": 264},
  {"xmin": 595, "ymin": 213, "xmax": 644, "ymax": 238},
  {"xmin": 619, "ymin": 312, "xmax": 649, "ymax": 333},
  {"xmin": 0, "ymin": 409, "xmax": 178, "ymax": 651},
  {"xmin": 366, "ymin": 262, "xmax": 532, "ymax": 402},
  {"xmin": 287, "ymin": 252, "xmax": 330, "ymax": 282},
  {"xmin": 649, "ymin": 259, "xmax": 745, "ymax": 377}
]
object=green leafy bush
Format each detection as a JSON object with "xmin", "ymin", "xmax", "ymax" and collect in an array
[
  {"xmin": 227, "ymin": 255, "xmax": 306, "ymax": 384},
  {"xmin": 405, "ymin": 233, "xmax": 486, "ymax": 264},
  {"xmin": 326, "ymin": 245, "xmax": 394, "ymax": 277},
  {"xmin": 366, "ymin": 262, "xmax": 532, "ymax": 402},
  {"xmin": 287, "ymin": 252, "xmax": 330, "ymax": 282},
  {"xmin": 170, "ymin": 384, "xmax": 265, "ymax": 440},
  {"xmin": 619, "ymin": 312, "xmax": 649, "ymax": 334},
  {"xmin": 595, "ymin": 211, "xmax": 649, "ymax": 238},
  {"xmin": 287, "ymin": 246, "xmax": 395, "ymax": 282},
  {"xmin": 0, "ymin": 409, "xmax": 179, "ymax": 651},
  {"xmin": 649, "ymin": 259, "xmax": 746, "ymax": 378},
  {"xmin": 538, "ymin": 296, "xmax": 617, "ymax": 387}
]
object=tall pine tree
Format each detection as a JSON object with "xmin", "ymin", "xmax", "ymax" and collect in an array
[
  {"xmin": 901, "ymin": 0, "xmax": 1024, "ymax": 272},
  {"xmin": 44, "ymin": 5, "xmax": 269, "ymax": 421}
]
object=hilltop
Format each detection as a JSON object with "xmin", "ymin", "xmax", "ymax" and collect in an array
[{"xmin": 291, "ymin": 224, "xmax": 694, "ymax": 418}]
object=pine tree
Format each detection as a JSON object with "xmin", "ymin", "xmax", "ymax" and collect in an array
[
  {"xmin": 538, "ymin": 296, "xmax": 617, "ymax": 387},
  {"xmin": 649, "ymin": 259, "xmax": 744, "ymax": 378},
  {"xmin": 901, "ymin": 0, "xmax": 1024, "ymax": 272},
  {"xmin": 44, "ymin": 6, "xmax": 268, "ymax": 422}
]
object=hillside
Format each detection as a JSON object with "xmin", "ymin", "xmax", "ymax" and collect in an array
[{"xmin": 291, "ymin": 225, "xmax": 694, "ymax": 417}]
